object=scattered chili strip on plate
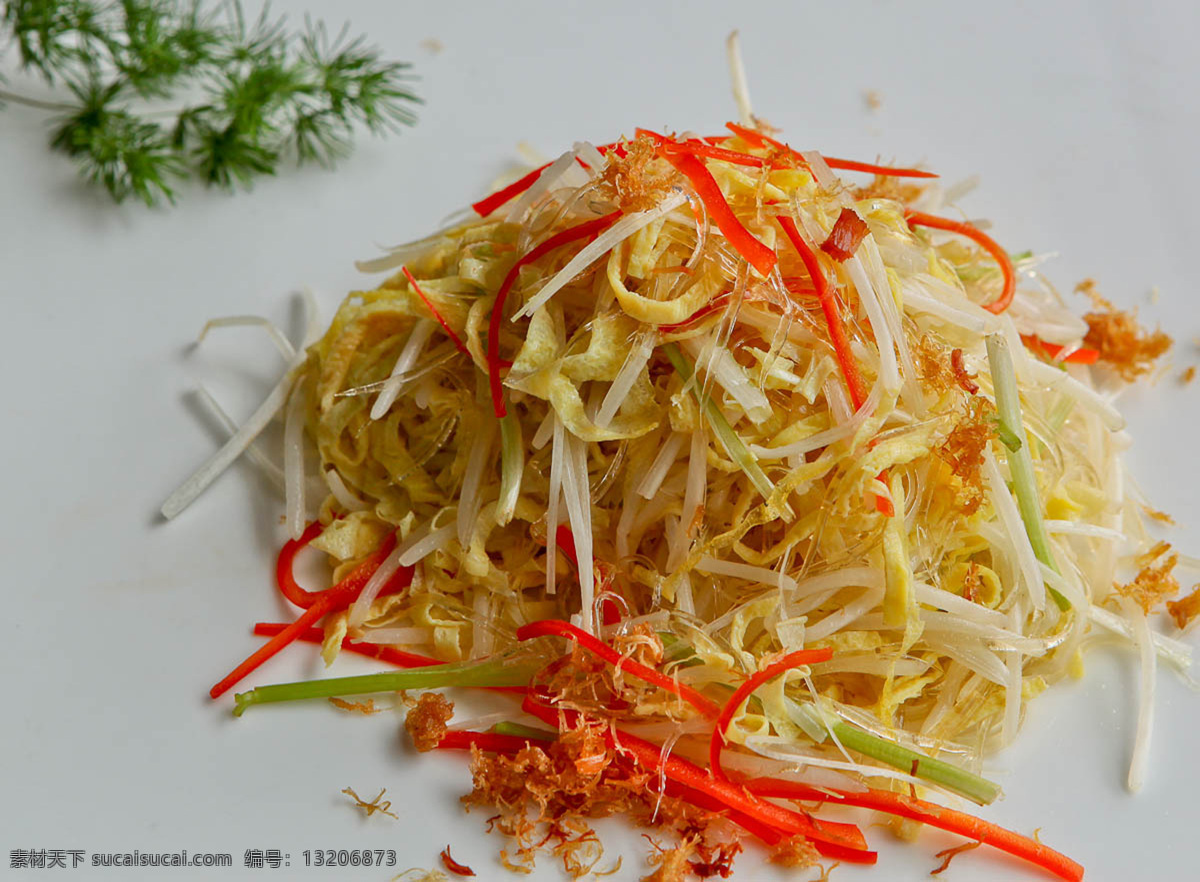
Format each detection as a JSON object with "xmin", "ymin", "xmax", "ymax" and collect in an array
[{"xmin": 440, "ymin": 845, "xmax": 476, "ymax": 877}]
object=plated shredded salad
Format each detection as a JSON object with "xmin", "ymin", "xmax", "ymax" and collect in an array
[{"xmin": 164, "ymin": 67, "xmax": 1198, "ymax": 880}]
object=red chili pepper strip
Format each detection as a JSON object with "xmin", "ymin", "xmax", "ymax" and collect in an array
[
  {"xmin": 553, "ymin": 524, "xmax": 579, "ymax": 567},
  {"xmin": 745, "ymin": 778, "xmax": 1083, "ymax": 882},
  {"xmin": 660, "ymin": 777, "xmax": 785, "ymax": 845},
  {"xmin": 873, "ymin": 482, "xmax": 896, "ymax": 517},
  {"xmin": 725, "ymin": 122, "xmax": 938, "ymax": 179},
  {"xmin": 823, "ymin": 156, "xmax": 938, "ymax": 178},
  {"xmin": 402, "ymin": 266, "xmax": 470, "ymax": 356},
  {"xmin": 1020, "ymin": 335, "xmax": 1100, "ymax": 365},
  {"xmin": 549, "ymin": 528, "xmax": 621, "ymax": 625},
  {"xmin": 435, "ymin": 730, "xmax": 542, "ymax": 753},
  {"xmin": 252, "ymin": 624, "xmax": 441, "ymax": 668},
  {"xmin": 472, "ymin": 164, "xmax": 549, "ymax": 216},
  {"xmin": 657, "ymin": 776, "xmax": 876, "ymax": 864},
  {"xmin": 516, "ymin": 619, "xmax": 721, "ymax": 719},
  {"xmin": 660, "ymin": 151, "xmax": 777, "ymax": 278},
  {"xmin": 776, "ymin": 216, "xmax": 868, "ymax": 409},
  {"xmin": 471, "ymin": 143, "xmax": 622, "ymax": 217},
  {"xmin": 277, "ymin": 525, "xmax": 402, "ymax": 611},
  {"xmin": 636, "ymin": 128, "xmax": 782, "ymax": 171},
  {"xmin": 777, "ymin": 216, "xmax": 894, "ymax": 517},
  {"xmin": 670, "ymin": 140, "xmax": 779, "ymax": 169},
  {"xmin": 780, "ymin": 279, "xmax": 819, "ymax": 298},
  {"xmin": 710, "ymin": 648, "xmax": 834, "ymax": 783},
  {"xmin": 599, "ymin": 599, "xmax": 622, "ymax": 627},
  {"xmin": 211, "ymin": 597, "xmax": 337, "ymax": 699},
  {"xmin": 275, "ymin": 521, "xmax": 326, "ymax": 608},
  {"xmin": 211, "ymin": 537, "xmax": 411, "ymax": 698},
  {"xmin": 520, "ymin": 694, "xmax": 870, "ymax": 857},
  {"xmin": 487, "ymin": 211, "xmax": 624, "ymax": 418},
  {"xmin": 904, "ymin": 211, "xmax": 1015, "ymax": 314},
  {"xmin": 658, "ymin": 295, "xmax": 731, "ymax": 334}
]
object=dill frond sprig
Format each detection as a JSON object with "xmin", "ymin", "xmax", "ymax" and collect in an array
[{"xmin": 0, "ymin": 0, "xmax": 420, "ymax": 205}]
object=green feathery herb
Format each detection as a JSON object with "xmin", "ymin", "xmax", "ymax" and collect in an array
[{"xmin": 0, "ymin": 1, "xmax": 420, "ymax": 205}]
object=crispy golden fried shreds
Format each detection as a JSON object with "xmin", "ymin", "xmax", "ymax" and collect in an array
[
  {"xmin": 914, "ymin": 335, "xmax": 958, "ymax": 396},
  {"xmin": 328, "ymin": 697, "xmax": 381, "ymax": 714},
  {"xmin": 407, "ymin": 692, "xmax": 455, "ymax": 752},
  {"xmin": 1075, "ymin": 280, "xmax": 1172, "ymax": 380},
  {"xmin": 1167, "ymin": 586, "xmax": 1200, "ymax": 631},
  {"xmin": 1113, "ymin": 542, "xmax": 1181, "ymax": 615},
  {"xmin": 597, "ymin": 137, "xmax": 674, "ymax": 212},
  {"xmin": 461, "ymin": 722, "xmax": 739, "ymax": 880},
  {"xmin": 645, "ymin": 835, "xmax": 746, "ymax": 881},
  {"xmin": 935, "ymin": 397, "xmax": 996, "ymax": 516},
  {"xmin": 852, "ymin": 174, "xmax": 925, "ymax": 204},
  {"xmin": 342, "ymin": 787, "xmax": 399, "ymax": 820}
]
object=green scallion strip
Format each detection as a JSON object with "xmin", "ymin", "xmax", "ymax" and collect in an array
[
  {"xmin": 662, "ymin": 342, "xmax": 779, "ymax": 504},
  {"xmin": 986, "ymin": 334, "xmax": 1070, "ymax": 610},
  {"xmin": 490, "ymin": 721, "xmax": 556, "ymax": 741},
  {"xmin": 497, "ymin": 411, "xmax": 524, "ymax": 526},
  {"xmin": 232, "ymin": 656, "xmax": 540, "ymax": 717},
  {"xmin": 830, "ymin": 721, "xmax": 1001, "ymax": 805}
]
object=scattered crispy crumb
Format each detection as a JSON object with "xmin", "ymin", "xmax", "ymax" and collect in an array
[
  {"xmin": 465, "ymin": 715, "xmax": 733, "ymax": 879},
  {"xmin": 1143, "ymin": 505, "xmax": 1176, "ymax": 525},
  {"xmin": 329, "ymin": 697, "xmax": 381, "ymax": 714},
  {"xmin": 1149, "ymin": 285, "xmax": 1160, "ymax": 304},
  {"xmin": 1167, "ymin": 585, "xmax": 1200, "ymax": 630},
  {"xmin": 750, "ymin": 115, "xmax": 781, "ymax": 135},
  {"xmin": 392, "ymin": 870, "xmax": 451, "ymax": 882},
  {"xmin": 343, "ymin": 787, "xmax": 399, "ymax": 820},
  {"xmin": 419, "ymin": 37, "xmax": 444, "ymax": 54},
  {"xmin": 853, "ymin": 175, "xmax": 925, "ymax": 203},
  {"xmin": 689, "ymin": 842, "xmax": 744, "ymax": 878},
  {"xmin": 1136, "ymin": 540, "xmax": 1173, "ymax": 568},
  {"xmin": 1084, "ymin": 308, "xmax": 1172, "ymax": 380},
  {"xmin": 405, "ymin": 692, "xmax": 454, "ymax": 752},
  {"xmin": 594, "ymin": 857, "xmax": 624, "ymax": 877},
  {"xmin": 439, "ymin": 846, "xmax": 475, "ymax": 877},
  {"xmin": 1114, "ymin": 542, "xmax": 1180, "ymax": 614},
  {"xmin": 598, "ymin": 137, "xmax": 672, "ymax": 212},
  {"xmin": 1075, "ymin": 278, "xmax": 1105, "ymax": 308},
  {"xmin": 930, "ymin": 840, "xmax": 982, "ymax": 875},
  {"xmin": 863, "ymin": 90, "xmax": 883, "ymax": 111},
  {"xmin": 1075, "ymin": 280, "xmax": 1172, "ymax": 380},
  {"xmin": 936, "ymin": 397, "xmax": 996, "ymax": 515},
  {"xmin": 914, "ymin": 336, "xmax": 957, "ymax": 395},
  {"xmin": 880, "ymin": 815, "xmax": 923, "ymax": 841},
  {"xmin": 1180, "ymin": 366, "xmax": 1196, "ymax": 385},
  {"xmin": 643, "ymin": 836, "xmax": 696, "ymax": 882},
  {"xmin": 768, "ymin": 835, "xmax": 820, "ymax": 869}
]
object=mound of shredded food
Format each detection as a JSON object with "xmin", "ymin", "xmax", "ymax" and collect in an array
[{"xmin": 165, "ymin": 118, "xmax": 1200, "ymax": 881}]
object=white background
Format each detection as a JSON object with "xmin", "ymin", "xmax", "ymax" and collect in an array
[{"xmin": 3, "ymin": 1, "xmax": 1198, "ymax": 879}]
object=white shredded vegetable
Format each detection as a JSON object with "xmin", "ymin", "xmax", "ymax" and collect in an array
[
  {"xmin": 194, "ymin": 385, "xmax": 285, "ymax": 493},
  {"xmin": 196, "ymin": 315, "xmax": 296, "ymax": 361},
  {"xmin": 513, "ymin": 192, "xmax": 688, "ymax": 319}
]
